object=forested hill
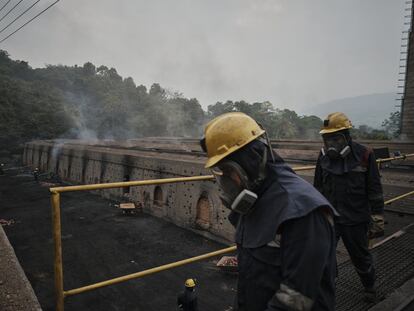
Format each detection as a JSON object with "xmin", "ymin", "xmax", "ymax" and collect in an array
[
  {"xmin": 0, "ymin": 50, "xmax": 393, "ymax": 155},
  {"xmin": 0, "ymin": 50, "xmax": 206, "ymax": 153}
]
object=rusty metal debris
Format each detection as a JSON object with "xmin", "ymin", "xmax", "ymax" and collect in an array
[
  {"xmin": 217, "ymin": 256, "xmax": 238, "ymax": 273},
  {"xmin": 0, "ymin": 219, "xmax": 15, "ymax": 226}
]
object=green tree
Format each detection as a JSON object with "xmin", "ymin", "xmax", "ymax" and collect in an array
[{"xmin": 382, "ymin": 111, "xmax": 401, "ymax": 138}]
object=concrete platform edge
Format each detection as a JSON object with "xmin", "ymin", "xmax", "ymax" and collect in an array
[
  {"xmin": 0, "ymin": 225, "xmax": 42, "ymax": 311},
  {"xmin": 369, "ymin": 278, "xmax": 414, "ymax": 311}
]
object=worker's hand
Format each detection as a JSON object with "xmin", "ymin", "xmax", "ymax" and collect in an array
[{"xmin": 368, "ymin": 214, "xmax": 385, "ymax": 239}]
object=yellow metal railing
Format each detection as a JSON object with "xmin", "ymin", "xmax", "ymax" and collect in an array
[
  {"xmin": 291, "ymin": 165, "xmax": 316, "ymax": 171},
  {"xmin": 49, "ymin": 153, "xmax": 414, "ymax": 310},
  {"xmin": 292, "ymin": 153, "xmax": 414, "ymax": 172},
  {"xmin": 49, "ymin": 175, "xmax": 217, "ymax": 311},
  {"xmin": 376, "ymin": 153, "xmax": 414, "ymax": 164},
  {"xmin": 64, "ymin": 245, "xmax": 237, "ymax": 297}
]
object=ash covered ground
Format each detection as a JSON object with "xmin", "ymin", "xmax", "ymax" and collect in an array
[{"xmin": 0, "ymin": 170, "xmax": 237, "ymax": 311}]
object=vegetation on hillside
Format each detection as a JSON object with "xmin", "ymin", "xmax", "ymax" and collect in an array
[{"xmin": 0, "ymin": 50, "xmax": 399, "ymax": 155}]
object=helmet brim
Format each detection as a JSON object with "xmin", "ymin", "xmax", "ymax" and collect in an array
[
  {"xmin": 204, "ymin": 129, "xmax": 265, "ymax": 168},
  {"xmin": 319, "ymin": 125, "xmax": 352, "ymax": 135}
]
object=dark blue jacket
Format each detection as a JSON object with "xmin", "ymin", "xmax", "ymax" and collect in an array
[
  {"xmin": 314, "ymin": 141, "xmax": 384, "ymax": 225},
  {"xmin": 177, "ymin": 288, "xmax": 198, "ymax": 311},
  {"xmin": 229, "ymin": 160, "xmax": 337, "ymax": 311}
]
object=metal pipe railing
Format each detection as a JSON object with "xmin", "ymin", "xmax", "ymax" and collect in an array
[
  {"xmin": 292, "ymin": 165, "xmax": 316, "ymax": 171},
  {"xmin": 50, "ymin": 175, "xmax": 217, "ymax": 310},
  {"xmin": 50, "ymin": 175, "xmax": 215, "ymax": 193},
  {"xmin": 49, "ymin": 153, "xmax": 414, "ymax": 310},
  {"xmin": 292, "ymin": 152, "xmax": 414, "ymax": 172},
  {"xmin": 54, "ymin": 188, "xmax": 414, "ymax": 309},
  {"xmin": 64, "ymin": 245, "xmax": 237, "ymax": 297},
  {"xmin": 384, "ymin": 190, "xmax": 414, "ymax": 205},
  {"xmin": 376, "ymin": 153, "xmax": 414, "ymax": 163}
]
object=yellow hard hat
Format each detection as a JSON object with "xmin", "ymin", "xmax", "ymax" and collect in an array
[
  {"xmin": 185, "ymin": 278, "xmax": 196, "ymax": 288},
  {"xmin": 203, "ymin": 112, "xmax": 265, "ymax": 168},
  {"xmin": 319, "ymin": 112, "xmax": 353, "ymax": 134}
]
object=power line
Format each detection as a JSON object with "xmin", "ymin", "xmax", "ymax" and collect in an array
[
  {"xmin": 0, "ymin": 0, "xmax": 12, "ymax": 14},
  {"xmin": 0, "ymin": 0, "xmax": 40, "ymax": 35},
  {"xmin": 0, "ymin": 0, "xmax": 25, "ymax": 24},
  {"xmin": 0, "ymin": 0, "xmax": 60, "ymax": 44}
]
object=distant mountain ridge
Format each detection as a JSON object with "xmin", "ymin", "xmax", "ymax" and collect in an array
[{"xmin": 301, "ymin": 93, "xmax": 398, "ymax": 128}]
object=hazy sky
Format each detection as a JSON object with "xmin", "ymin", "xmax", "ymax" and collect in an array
[{"xmin": 1, "ymin": 0, "xmax": 408, "ymax": 111}]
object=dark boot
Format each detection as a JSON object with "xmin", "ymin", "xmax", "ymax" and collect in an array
[{"xmin": 363, "ymin": 285, "xmax": 377, "ymax": 303}]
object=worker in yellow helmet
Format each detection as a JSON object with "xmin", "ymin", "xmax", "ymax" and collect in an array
[
  {"xmin": 314, "ymin": 112, "xmax": 385, "ymax": 302},
  {"xmin": 177, "ymin": 278, "xmax": 198, "ymax": 311},
  {"xmin": 200, "ymin": 112, "xmax": 337, "ymax": 311}
]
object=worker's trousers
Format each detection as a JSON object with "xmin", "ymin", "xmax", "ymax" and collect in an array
[{"xmin": 335, "ymin": 223, "xmax": 375, "ymax": 288}]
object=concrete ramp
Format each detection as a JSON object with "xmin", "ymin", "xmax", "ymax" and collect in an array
[{"xmin": 0, "ymin": 225, "xmax": 42, "ymax": 311}]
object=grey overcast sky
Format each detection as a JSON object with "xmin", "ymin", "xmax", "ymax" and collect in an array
[{"xmin": 0, "ymin": 0, "xmax": 408, "ymax": 110}]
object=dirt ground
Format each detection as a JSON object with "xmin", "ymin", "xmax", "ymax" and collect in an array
[{"xmin": 0, "ymin": 170, "xmax": 237, "ymax": 311}]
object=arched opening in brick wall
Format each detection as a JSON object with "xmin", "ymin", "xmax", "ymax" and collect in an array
[
  {"xmin": 196, "ymin": 195, "xmax": 210, "ymax": 230},
  {"xmin": 153, "ymin": 186, "xmax": 163, "ymax": 207}
]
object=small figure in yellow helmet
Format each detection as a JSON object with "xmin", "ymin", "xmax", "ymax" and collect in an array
[
  {"xmin": 201, "ymin": 112, "xmax": 337, "ymax": 311},
  {"xmin": 177, "ymin": 278, "xmax": 198, "ymax": 311},
  {"xmin": 314, "ymin": 112, "xmax": 384, "ymax": 302}
]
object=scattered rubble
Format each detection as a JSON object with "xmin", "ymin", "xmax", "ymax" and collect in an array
[
  {"xmin": 217, "ymin": 256, "xmax": 238, "ymax": 273},
  {"xmin": 0, "ymin": 219, "xmax": 15, "ymax": 227}
]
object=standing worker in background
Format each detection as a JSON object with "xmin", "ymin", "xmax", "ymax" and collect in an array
[
  {"xmin": 314, "ymin": 112, "xmax": 385, "ymax": 302},
  {"xmin": 201, "ymin": 112, "xmax": 337, "ymax": 311},
  {"xmin": 33, "ymin": 167, "xmax": 39, "ymax": 182},
  {"xmin": 177, "ymin": 279, "xmax": 198, "ymax": 311}
]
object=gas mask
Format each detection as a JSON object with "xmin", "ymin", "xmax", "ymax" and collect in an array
[
  {"xmin": 211, "ymin": 146, "xmax": 269, "ymax": 215},
  {"xmin": 201, "ymin": 125, "xmax": 275, "ymax": 215},
  {"xmin": 212, "ymin": 161, "xmax": 258, "ymax": 215},
  {"xmin": 322, "ymin": 133, "xmax": 351, "ymax": 160}
]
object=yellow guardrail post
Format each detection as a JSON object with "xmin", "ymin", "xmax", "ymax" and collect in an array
[{"xmin": 51, "ymin": 191, "xmax": 64, "ymax": 311}]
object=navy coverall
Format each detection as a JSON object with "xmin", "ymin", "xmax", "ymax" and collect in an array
[
  {"xmin": 177, "ymin": 288, "xmax": 198, "ymax": 311},
  {"xmin": 314, "ymin": 141, "xmax": 384, "ymax": 289},
  {"xmin": 227, "ymin": 142, "xmax": 337, "ymax": 311}
]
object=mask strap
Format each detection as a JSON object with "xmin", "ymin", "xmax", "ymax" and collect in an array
[
  {"xmin": 264, "ymin": 131, "xmax": 275, "ymax": 163},
  {"xmin": 256, "ymin": 122, "xmax": 275, "ymax": 163},
  {"xmin": 199, "ymin": 136, "xmax": 207, "ymax": 153},
  {"xmin": 258, "ymin": 146, "xmax": 268, "ymax": 181}
]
